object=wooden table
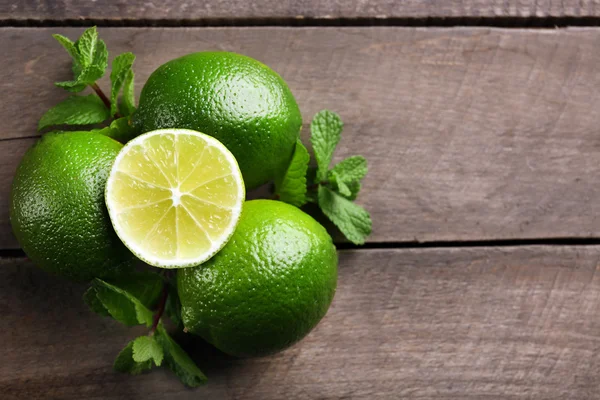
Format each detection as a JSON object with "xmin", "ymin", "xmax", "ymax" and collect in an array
[{"xmin": 3, "ymin": 2, "xmax": 600, "ymax": 399}]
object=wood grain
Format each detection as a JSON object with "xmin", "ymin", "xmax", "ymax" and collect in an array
[
  {"xmin": 2, "ymin": 0, "xmax": 600, "ymax": 21},
  {"xmin": 3, "ymin": 27, "xmax": 600, "ymax": 246},
  {"xmin": 3, "ymin": 246, "xmax": 600, "ymax": 399}
]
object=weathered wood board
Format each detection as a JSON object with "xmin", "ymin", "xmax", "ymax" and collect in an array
[
  {"xmin": 3, "ymin": 28, "xmax": 600, "ymax": 247},
  {"xmin": 3, "ymin": 247, "xmax": 600, "ymax": 399},
  {"xmin": 1, "ymin": 0, "xmax": 600, "ymax": 21}
]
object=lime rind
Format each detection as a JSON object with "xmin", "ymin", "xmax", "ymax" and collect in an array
[{"xmin": 105, "ymin": 129, "xmax": 245, "ymax": 269}]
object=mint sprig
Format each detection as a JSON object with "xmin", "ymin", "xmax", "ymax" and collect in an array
[
  {"xmin": 318, "ymin": 186, "xmax": 372, "ymax": 245},
  {"xmin": 275, "ymin": 110, "xmax": 372, "ymax": 245},
  {"xmin": 85, "ymin": 274, "xmax": 207, "ymax": 388},
  {"xmin": 40, "ymin": 27, "xmax": 137, "ymax": 137}
]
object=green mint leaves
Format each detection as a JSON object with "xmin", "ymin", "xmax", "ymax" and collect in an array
[
  {"xmin": 114, "ymin": 326, "xmax": 207, "ymax": 387},
  {"xmin": 40, "ymin": 27, "xmax": 136, "ymax": 137},
  {"xmin": 84, "ymin": 273, "xmax": 207, "ymax": 387},
  {"xmin": 110, "ymin": 52, "xmax": 136, "ymax": 117},
  {"xmin": 274, "ymin": 140, "xmax": 310, "ymax": 207},
  {"xmin": 133, "ymin": 336, "xmax": 164, "ymax": 366},
  {"xmin": 156, "ymin": 324, "xmax": 208, "ymax": 387},
  {"xmin": 53, "ymin": 27, "xmax": 108, "ymax": 92},
  {"xmin": 311, "ymin": 110, "xmax": 343, "ymax": 182},
  {"xmin": 38, "ymin": 94, "xmax": 110, "ymax": 131},
  {"xmin": 275, "ymin": 110, "xmax": 372, "ymax": 245},
  {"xmin": 310, "ymin": 111, "xmax": 371, "ymax": 244},
  {"xmin": 318, "ymin": 186, "xmax": 372, "ymax": 245},
  {"xmin": 328, "ymin": 156, "xmax": 367, "ymax": 198},
  {"xmin": 89, "ymin": 278, "xmax": 155, "ymax": 326},
  {"xmin": 114, "ymin": 340, "xmax": 154, "ymax": 375}
]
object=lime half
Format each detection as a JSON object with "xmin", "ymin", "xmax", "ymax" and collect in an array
[{"xmin": 105, "ymin": 129, "xmax": 245, "ymax": 268}]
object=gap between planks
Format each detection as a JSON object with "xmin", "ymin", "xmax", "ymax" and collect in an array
[
  {"xmin": 5, "ymin": 238, "xmax": 600, "ymax": 259},
  {"xmin": 5, "ymin": 0, "xmax": 600, "ymax": 26},
  {"xmin": 4, "ymin": 16, "xmax": 600, "ymax": 28}
]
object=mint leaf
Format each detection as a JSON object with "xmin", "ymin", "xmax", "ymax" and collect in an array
[
  {"xmin": 83, "ymin": 286, "xmax": 110, "ymax": 317},
  {"xmin": 85, "ymin": 271, "xmax": 163, "ymax": 319},
  {"xmin": 77, "ymin": 65, "xmax": 105, "ymax": 86},
  {"xmin": 275, "ymin": 140, "xmax": 310, "ymax": 207},
  {"xmin": 133, "ymin": 336, "xmax": 164, "ymax": 367},
  {"xmin": 92, "ymin": 279, "xmax": 154, "ymax": 327},
  {"xmin": 310, "ymin": 110, "xmax": 343, "ymax": 181},
  {"xmin": 305, "ymin": 166, "xmax": 318, "ymax": 203},
  {"xmin": 96, "ymin": 117, "xmax": 138, "ymax": 143},
  {"xmin": 111, "ymin": 271, "xmax": 164, "ymax": 310},
  {"xmin": 38, "ymin": 94, "xmax": 109, "ymax": 131},
  {"xmin": 332, "ymin": 176, "xmax": 351, "ymax": 197},
  {"xmin": 75, "ymin": 27, "xmax": 107, "ymax": 70},
  {"xmin": 336, "ymin": 180, "xmax": 361, "ymax": 201},
  {"xmin": 156, "ymin": 325, "xmax": 207, "ymax": 387},
  {"xmin": 52, "ymin": 34, "xmax": 82, "ymax": 75},
  {"xmin": 75, "ymin": 26, "xmax": 98, "ymax": 66},
  {"xmin": 54, "ymin": 80, "xmax": 87, "ymax": 93},
  {"xmin": 120, "ymin": 70, "xmax": 136, "ymax": 117},
  {"xmin": 110, "ymin": 53, "xmax": 135, "ymax": 116},
  {"xmin": 91, "ymin": 37, "xmax": 108, "ymax": 72},
  {"xmin": 318, "ymin": 186, "xmax": 372, "ymax": 245},
  {"xmin": 329, "ymin": 156, "xmax": 367, "ymax": 186},
  {"xmin": 114, "ymin": 340, "xmax": 153, "ymax": 375},
  {"xmin": 328, "ymin": 156, "xmax": 367, "ymax": 198},
  {"xmin": 55, "ymin": 65, "xmax": 104, "ymax": 92},
  {"xmin": 165, "ymin": 283, "xmax": 183, "ymax": 329},
  {"xmin": 54, "ymin": 27, "xmax": 107, "ymax": 91}
]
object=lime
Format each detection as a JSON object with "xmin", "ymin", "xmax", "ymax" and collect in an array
[
  {"xmin": 105, "ymin": 129, "xmax": 245, "ymax": 269},
  {"xmin": 10, "ymin": 131, "xmax": 135, "ymax": 281},
  {"xmin": 132, "ymin": 52, "xmax": 302, "ymax": 190},
  {"xmin": 177, "ymin": 200, "xmax": 338, "ymax": 357}
]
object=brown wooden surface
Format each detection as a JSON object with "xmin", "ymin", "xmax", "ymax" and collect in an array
[
  {"xmin": 3, "ymin": 247, "xmax": 600, "ymax": 399},
  {"xmin": 4, "ymin": 1, "xmax": 600, "ymax": 397},
  {"xmin": 2, "ymin": 0, "xmax": 600, "ymax": 21},
  {"xmin": 3, "ymin": 28, "xmax": 600, "ymax": 247}
]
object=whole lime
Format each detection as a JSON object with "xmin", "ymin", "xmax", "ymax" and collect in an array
[
  {"xmin": 10, "ymin": 131, "xmax": 135, "ymax": 281},
  {"xmin": 177, "ymin": 200, "xmax": 337, "ymax": 357},
  {"xmin": 132, "ymin": 52, "xmax": 302, "ymax": 190}
]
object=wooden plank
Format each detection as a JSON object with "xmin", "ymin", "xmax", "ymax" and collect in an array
[
  {"xmin": 2, "ymin": 0, "xmax": 600, "ymax": 21},
  {"xmin": 3, "ymin": 27, "xmax": 600, "ymax": 246},
  {"xmin": 3, "ymin": 246, "xmax": 600, "ymax": 399}
]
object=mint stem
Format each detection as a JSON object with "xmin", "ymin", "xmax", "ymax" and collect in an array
[
  {"xmin": 90, "ymin": 82, "xmax": 122, "ymax": 119},
  {"xmin": 150, "ymin": 284, "xmax": 168, "ymax": 335}
]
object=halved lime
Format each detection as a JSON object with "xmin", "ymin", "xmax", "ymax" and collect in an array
[{"xmin": 105, "ymin": 129, "xmax": 244, "ymax": 268}]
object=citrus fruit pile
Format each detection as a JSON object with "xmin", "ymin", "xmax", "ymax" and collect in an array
[{"xmin": 10, "ymin": 49, "xmax": 338, "ymax": 364}]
